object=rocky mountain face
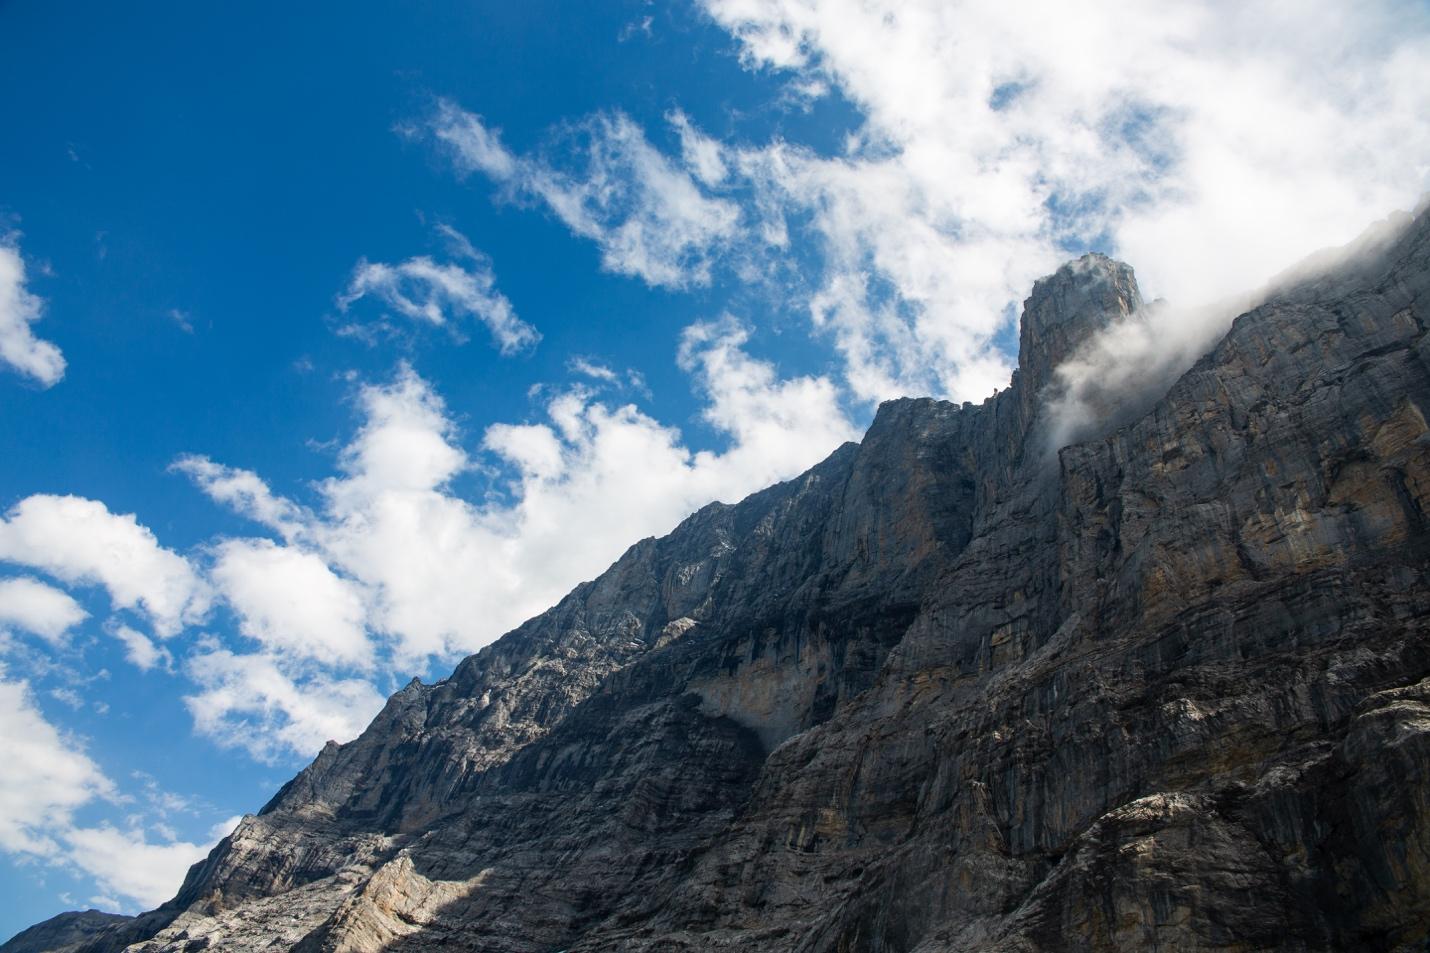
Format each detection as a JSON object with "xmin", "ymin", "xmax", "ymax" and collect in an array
[{"xmin": 15, "ymin": 205, "xmax": 1430, "ymax": 953}]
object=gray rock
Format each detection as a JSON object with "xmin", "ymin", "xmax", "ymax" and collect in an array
[{"xmin": 46, "ymin": 205, "xmax": 1430, "ymax": 952}]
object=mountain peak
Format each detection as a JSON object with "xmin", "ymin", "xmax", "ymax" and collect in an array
[{"xmin": 1017, "ymin": 252, "xmax": 1142, "ymax": 395}]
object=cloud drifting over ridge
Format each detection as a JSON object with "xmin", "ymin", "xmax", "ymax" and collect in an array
[{"xmin": 429, "ymin": 2, "xmax": 1430, "ymax": 404}]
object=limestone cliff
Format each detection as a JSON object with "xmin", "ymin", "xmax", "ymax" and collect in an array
[{"xmin": 15, "ymin": 204, "xmax": 1430, "ymax": 953}]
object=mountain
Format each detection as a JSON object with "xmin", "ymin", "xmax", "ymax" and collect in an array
[
  {"xmin": 0, "ymin": 913, "xmax": 133, "ymax": 953},
  {"xmin": 13, "ymin": 204, "xmax": 1430, "ymax": 953}
]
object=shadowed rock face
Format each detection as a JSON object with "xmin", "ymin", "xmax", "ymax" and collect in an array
[{"xmin": 35, "ymin": 207, "xmax": 1430, "ymax": 953}]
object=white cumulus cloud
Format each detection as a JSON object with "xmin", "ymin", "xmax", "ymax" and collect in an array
[
  {"xmin": 0, "ymin": 672, "xmax": 227, "ymax": 910},
  {"xmin": 183, "ymin": 647, "xmax": 386, "ymax": 763},
  {"xmin": 0, "ymin": 495, "xmax": 209, "ymax": 637},
  {"xmin": 0, "ymin": 576, "xmax": 88, "ymax": 645},
  {"xmin": 209, "ymin": 539, "xmax": 372, "ymax": 668},
  {"xmin": 180, "ymin": 329, "xmax": 855, "ymax": 680},
  {"xmin": 112, "ymin": 624, "xmax": 174, "ymax": 673},
  {"xmin": 62, "ymin": 825, "xmax": 212, "ymax": 911},
  {"xmin": 0, "ymin": 236, "xmax": 65, "ymax": 387}
]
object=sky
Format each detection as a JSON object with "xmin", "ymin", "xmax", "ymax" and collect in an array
[{"xmin": 1, "ymin": 0, "xmax": 1428, "ymax": 936}]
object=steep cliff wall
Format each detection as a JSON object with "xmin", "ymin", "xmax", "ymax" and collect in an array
[{"xmin": 22, "ymin": 206, "xmax": 1430, "ymax": 953}]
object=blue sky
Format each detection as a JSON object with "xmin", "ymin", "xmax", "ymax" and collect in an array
[{"xmin": 2, "ymin": 0, "xmax": 1427, "ymax": 936}]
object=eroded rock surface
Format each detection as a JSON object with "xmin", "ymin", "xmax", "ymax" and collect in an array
[{"xmin": 34, "ymin": 207, "xmax": 1430, "ymax": 952}]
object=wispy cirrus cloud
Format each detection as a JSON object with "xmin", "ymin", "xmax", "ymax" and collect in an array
[
  {"xmin": 431, "ymin": 102, "xmax": 743, "ymax": 289},
  {"xmin": 337, "ymin": 228, "xmax": 539, "ymax": 354}
]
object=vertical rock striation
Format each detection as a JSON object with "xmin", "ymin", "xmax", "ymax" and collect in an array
[{"xmin": 18, "ymin": 205, "xmax": 1430, "ymax": 953}]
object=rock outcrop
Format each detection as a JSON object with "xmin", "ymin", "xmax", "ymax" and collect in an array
[{"xmin": 24, "ymin": 204, "xmax": 1430, "ymax": 952}]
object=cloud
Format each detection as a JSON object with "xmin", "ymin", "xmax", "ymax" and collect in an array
[
  {"xmin": 0, "ymin": 576, "xmax": 88, "ymax": 645},
  {"xmin": 62, "ymin": 826, "xmax": 212, "ymax": 911},
  {"xmin": 428, "ymin": 4, "xmax": 1429, "ymax": 405},
  {"xmin": 49, "ymin": 686, "xmax": 84, "ymax": 709},
  {"xmin": 0, "ymin": 670, "xmax": 239, "ymax": 909},
  {"xmin": 618, "ymin": 15, "xmax": 654, "ymax": 43},
  {"xmin": 429, "ymin": 102, "xmax": 518, "ymax": 181},
  {"xmin": 0, "ymin": 235, "xmax": 65, "ymax": 387},
  {"xmin": 183, "ymin": 647, "xmax": 386, "ymax": 762},
  {"xmin": 337, "ymin": 233, "xmax": 539, "ymax": 354},
  {"xmin": 695, "ymin": 0, "xmax": 1430, "ymax": 399},
  {"xmin": 169, "ymin": 455, "xmax": 308, "ymax": 542},
  {"xmin": 430, "ymin": 102, "xmax": 743, "ymax": 288},
  {"xmin": 112, "ymin": 624, "xmax": 174, "ymax": 673},
  {"xmin": 568, "ymin": 356, "xmax": 620, "ymax": 384},
  {"xmin": 1039, "ymin": 204, "xmax": 1425, "ymax": 454},
  {"xmin": 0, "ymin": 495, "xmax": 209, "ymax": 637},
  {"xmin": 0, "ymin": 677, "xmax": 114, "ymax": 857},
  {"xmin": 209, "ymin": 539, "xmax": 372, "ymax": 668},
  {"xmin": 676, "ymin": 316, "xmax": 858, "ymax": 484},
  {"xmin": 670, "ymin": 110, "xmax": 729, "ymax": 187},
  {"xmin": 208, "ymin": 815, "xmax": 243, "ymax": 842},
  {"xmin": 1040, "ymin": 295, "xmax": 1251, "ymax": 454},
  {"xmin": 326, "ymin": 343, "xmax": 851, "ymax": 660},
  {"xmin": 181, "ymin": 330, "xmax": 855, "ymax": 678}
]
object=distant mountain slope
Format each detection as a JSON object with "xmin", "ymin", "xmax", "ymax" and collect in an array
[
  {"xmin": 29, "ymin": 204, "xmax": 1430, "ymax": 952},
  {"xmin": 0, "ymin": 912, "xmax": 132, "ymax": 953}
]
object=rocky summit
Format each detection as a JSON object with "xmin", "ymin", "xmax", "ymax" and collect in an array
[{"xmin": 11, "ymin": 204, "xmax": 1430, "ymax": 953}]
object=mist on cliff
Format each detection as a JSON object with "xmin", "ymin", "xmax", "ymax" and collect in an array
[{"xmin": 1042, "ymin": 201, "xmax": 1425, "ymax": 453}]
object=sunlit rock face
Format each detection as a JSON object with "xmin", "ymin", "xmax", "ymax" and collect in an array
[{"xmin": 27, "ymin": 206, "xmax": 1430, "ymax": 953}]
